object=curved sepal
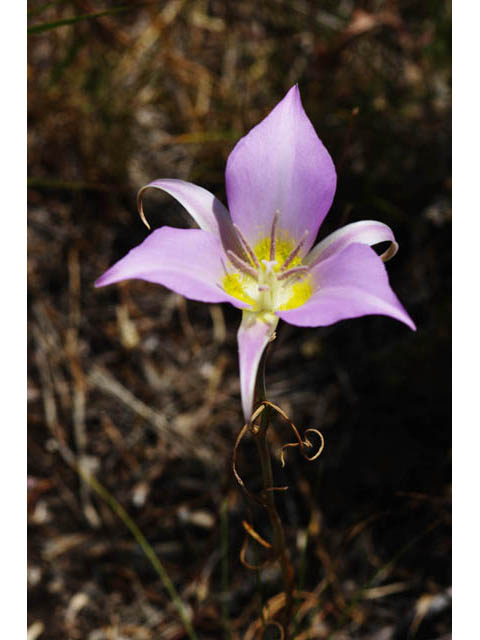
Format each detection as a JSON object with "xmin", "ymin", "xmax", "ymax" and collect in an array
[{"xmin": 305, "ymin": 219, "xmax": 399, "ymax": 267}]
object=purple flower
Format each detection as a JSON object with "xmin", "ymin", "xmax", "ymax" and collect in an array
[{"xmin": 96, "ymin": 86, "xmax": 415, "ymax": 420}]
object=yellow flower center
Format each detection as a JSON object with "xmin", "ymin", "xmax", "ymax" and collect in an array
[{"xmin": 222, "ymin": 226, "xmax": 313, "ymax": 313}]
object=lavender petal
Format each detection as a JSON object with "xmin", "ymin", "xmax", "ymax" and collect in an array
[
  {"xmin": 278, "ymin": 243, "xmax": 415, "ymax": 330},
  {"xmin": 225, "ymin": 85, "xmax": 336, "ymax": 253}
]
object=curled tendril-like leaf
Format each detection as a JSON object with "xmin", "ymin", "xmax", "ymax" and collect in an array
[
  {"xmin": 232, "ymin": 400, "xmax": 325, "ymax": 581},
  {"xmin": 279, "ymin": 442, "xmax": 300, "ymax": 468},
  {"xmin": 253, "ymin": 400, "xmax": 325, "ymax": 467},
  {"xmin": 240, "ymin": 535, "xmax": 271, "ymax": 570},
  {"xmin": 261, "ymin": 620, "xmax": 285, "ymax": 640},
  {"xmin": 302, "ymin": 428, "xmax": 325, "ymax": 461},
  {"xmin": 232, "ymin": 403, "xmax": 278, "ymax": 506},
  {"xmin": 242, "ymin": 520, "xmax": 272, "ymax": 549},
  {"xmin": 250, "ymin": 403, "xmax": 269, "ymax": 424},
  {"xmin": 232, "ymin": 422, "xmax": 251, "ymax": 495},
  {"xmin": 233, "ymin": 401, "xmax": 325, "ymax": 499},
  {"xmin": 279, "ymin": 428, "xmax": 325, "ymax": 466},
  {"xmin": 380, "ymin": 240, "xmax": 398, "ymax": 263},
  {"xmin": 232, "ymin": 425, "xmax": 265, "ymax": 507},
  {"xmin": 137, "ymin": 187, "xmax": 152, "ymax": 230}
]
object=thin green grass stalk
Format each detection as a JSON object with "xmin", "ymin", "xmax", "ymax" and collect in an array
[
  {"xmin": 220, "ymin": 496, "xmax": 231, "ymax": 639},
  {"xmin": 75, "ymin": 465, "xmax": 199, "ymax": 640},
  {"xmin": 28, "ymin": 5, "xmax": 132, "ymax": 34},
  {"xmin": 27, "ymin": 0, "xmax": 70, "ymax": 18}
]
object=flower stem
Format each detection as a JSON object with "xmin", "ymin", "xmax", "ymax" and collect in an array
[{"xmin": 253, "ymin": 349, "xmax": 295, "ymax": 637}]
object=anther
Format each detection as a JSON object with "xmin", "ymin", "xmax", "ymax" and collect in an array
[
  {"xmin": 258, "ymin": 285, "xmax": 270, "ymax": 292},
  {"xmin": 280, "ymin": 230, "xmax": 309, "ymax": 271},
  {"xmin": 226, "ymin": 250, "xmax": 258, "ymax": 279},
  {"xmin": 269, "ymin": 210, "xmax": 279, "ymax": 261},
  {"xmin": 277, "ymin": 265, "xmax": 309, "ymax": 281},
  {"xmin": 232, "ymin": 224, "xmax": 261, "ymax": 269}
]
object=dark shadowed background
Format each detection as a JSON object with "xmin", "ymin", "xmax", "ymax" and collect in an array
[{"xmin": 28, "ymin": 1, "xmax": 451, "ymax": 638}]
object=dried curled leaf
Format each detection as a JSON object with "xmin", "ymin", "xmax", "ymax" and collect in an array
[
  {"xmin": 137, "ymin": 186, "xmax": 151, "ymax": 230},
  {"xmin": 232, "ymin": 423, "xmax": 250, "ymax": 494},
  {"xmin": 242, "ymin": 520, "xmax": 272, "ymax": 549},
  {"xmin": 240, "ymin": 535, "xmax": 271, "ymax": 570},
  {"xmin": 256, "ymin": 401, "xmax": 325, "ymax": 467},
  {"xmin": 302, "ymin": 428, "xmax": 325, "ymax": 461},
  {"xmin": 232, "ymin": 400, "xmax": 325, "ymax": 580}
]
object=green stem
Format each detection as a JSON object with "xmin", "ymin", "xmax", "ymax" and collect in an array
[{"xmin": 253, "ymin": 350, "xmax": 295, "ymax": 637}]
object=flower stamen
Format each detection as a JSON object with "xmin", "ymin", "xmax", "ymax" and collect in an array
[
  {"xmin": 277, "ymin": 265, "xmax": 310, "ymax": 281},
  {"xmin": 233, "ymin": 223, "xmax": 261, "ymax": 269},
  {"xmin": 280, "ymin": 230, "xmax": 309, "ymax": 271},
  {"xmin": 269, "ymin": 210, "xmax": 279, "ymax": 261},
  {"xmin": 226, "ymin": 250, "xmax": 259, "ymax": 278},
  {"xmin": 223, "ymin": 227, "xmax": 313, "ymax": 313}
]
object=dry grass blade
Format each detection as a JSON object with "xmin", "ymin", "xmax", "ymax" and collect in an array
[
  {"xmin": 28, "ymin": 5, "xmax": 133, "ymax": 34},
  {"xmin": 245, "ymin": 593, "xmax": 288, "ymax": 640},
  {"xmin": 88, "ymin": 365, "xmax": 211, "ymax": 461}
]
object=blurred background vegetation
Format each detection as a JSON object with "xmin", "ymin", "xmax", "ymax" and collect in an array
[{"xmin": 28, "ymin": 1, "xmax": 451, "ymax": 638}]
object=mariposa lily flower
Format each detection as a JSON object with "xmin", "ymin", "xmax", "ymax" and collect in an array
[{"xmin": 96, "ymin": 85, "xmax": 415, "ymax": 420}]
